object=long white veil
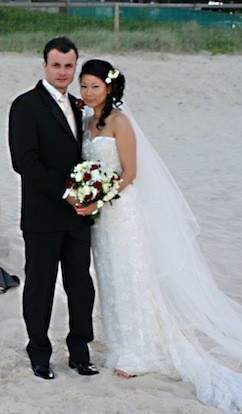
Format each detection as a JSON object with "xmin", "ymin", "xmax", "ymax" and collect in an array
[{"xmin": 123, "ymin": 103, "xmax": 242, "ymax": 369}]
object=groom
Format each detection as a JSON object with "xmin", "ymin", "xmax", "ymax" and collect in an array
[{"xmin": 9, "ymin": 37, "xmax": 98, "ymax": 379}]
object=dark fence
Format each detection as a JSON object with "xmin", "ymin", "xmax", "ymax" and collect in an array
[
  {"xmin": 67, "ymin": 3, "xmax": 242, "ymax": 27},
  {"xmin": 1, "ymin": 2, "xmax": 242, "ymax": 28}
]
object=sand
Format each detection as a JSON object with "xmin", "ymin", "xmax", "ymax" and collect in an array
[{"xmin": 0, "ymin": 51, "xmax": 241, "ymax": 414}]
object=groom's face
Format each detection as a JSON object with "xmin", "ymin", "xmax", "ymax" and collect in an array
[{"xmin": 43, "ymin": 48, "xmax": 77, "ymax": 94}]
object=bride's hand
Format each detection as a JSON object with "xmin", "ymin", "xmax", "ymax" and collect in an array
[{"xmin": 74, "ymin": 202, "xmax": 98, "ymax": 216}]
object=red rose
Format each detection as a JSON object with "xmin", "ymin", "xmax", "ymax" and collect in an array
[
  {"xmin": 85, "ymin": 194, "xmax": 92, "ymax": 201},
  {"xmin": 90, "ymin": 164, "xmax": 99, "ymax": 171},
  {"xmin": 83, "ymin": 172, "xmax": 91, "ymax": 181},
  {"xmin": 93, "ymin": 181, "xmax": 102, "ymax": 190},
  {"xmin": 66, "ymin": 178, "xmax": 73, "ymax": 188},
  {"xmin": 95, "ymin": 193, "xmax": 103, "ymax": 200}
]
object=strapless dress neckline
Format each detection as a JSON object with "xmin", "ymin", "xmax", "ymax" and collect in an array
[{"xmin": 83, "ymin": 130, "xmax": 116, "ymax": 143}]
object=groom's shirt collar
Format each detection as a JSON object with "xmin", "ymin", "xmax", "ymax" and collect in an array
[{"xmin": 42, "ymin": 79, "xmax": 68, "ymax": 102}]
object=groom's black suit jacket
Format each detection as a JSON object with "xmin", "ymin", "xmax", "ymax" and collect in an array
[
  {"xmin": 9, "ymin": 80, "xmax": 88, "ymax": 232},
  {"xmin": 9, "ymin": 81, "xmax": 94, "ymax": 366}
]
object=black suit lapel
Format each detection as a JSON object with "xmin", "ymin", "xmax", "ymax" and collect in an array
[
  {"xmin": 35, "ymin": 81, "xmax": 78, "ymax": 141},
  {"xmin": 69, "ymin": 94, "xmax": 83, "ymax": 156},
  {"xmin": 69, "ymin": 95, "xmax": 83, "ymax": 135}
]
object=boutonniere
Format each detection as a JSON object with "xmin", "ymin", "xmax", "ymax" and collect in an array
[{"xmin": 75, "ymin": 98, "xmax": 85, "ymax": 117}]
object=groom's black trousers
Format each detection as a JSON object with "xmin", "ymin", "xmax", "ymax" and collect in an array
[{"xmin": 23, "ymin": 224, "xmax": 94, "ymax": 367}]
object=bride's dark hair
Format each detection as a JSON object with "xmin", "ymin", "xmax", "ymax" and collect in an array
[{"xmin": 79, "ymin": 59, "xmax": 125, "ymax": 129}]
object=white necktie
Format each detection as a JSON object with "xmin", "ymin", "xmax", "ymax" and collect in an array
[{"xmin": 59, "ymin": 95, "xmax": 77, "ymax": 138}]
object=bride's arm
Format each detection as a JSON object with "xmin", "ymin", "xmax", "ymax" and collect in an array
[{"xmin": 114, "ymin": 113, "xmax": 136, "ymax": 193}]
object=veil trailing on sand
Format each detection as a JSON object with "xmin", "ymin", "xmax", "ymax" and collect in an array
[{"xmin": 123, "ymin": 103, "xmax": 242, "ymax": 368}]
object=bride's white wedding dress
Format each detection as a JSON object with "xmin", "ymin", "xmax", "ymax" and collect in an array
[{"xmin": 82, "ymin": 110, "xmax": 242, "ymax": 413}]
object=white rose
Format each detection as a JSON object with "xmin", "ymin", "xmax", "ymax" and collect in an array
[
  {"xmin": 103, "ymin": 190, "xmax": 116, "ymax": 202},
  {"xmin": 74, "ymin": 163, "xmax": 82, "ymax": 171},
  {"xmin": 91, "ymin": 169, "xmax": 100, "ymax": 179},
  {"xmin": 75, "ymin": 172, "xmax": 84, "ymax": 182},
  {"xmin": 80, "ymin": 161, "xmax": 89, "ymax": 169},
  {"xmin": 69, "ymin": 189, "xmax": 77, "ymax": 198},
  {"xmin": 82, "ymin": 185, "xmax": 91, "ymax": 195},
  {"xmin": 97, "ymin": 200, "xmax": 104, "ymax": 209},
  {"xmin": 77, "ymin": 188, "xmax": 85, "ymax": 200},
  {"xmin": 102, "ymin": 183, "xmax": 110, "ymax": 193},
  {"xmin": 92, "ymin": 188, "xmax": 98, "ymax": 198}
]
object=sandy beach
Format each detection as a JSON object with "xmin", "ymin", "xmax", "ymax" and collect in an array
[{"xmin": 0, "ymin": 51, "xmax": 242, "ymax": 414}]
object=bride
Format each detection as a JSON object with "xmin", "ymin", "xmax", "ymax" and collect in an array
[{"xmin": 75, "ymin": 58, "xmax": 242, "ymax": 413}]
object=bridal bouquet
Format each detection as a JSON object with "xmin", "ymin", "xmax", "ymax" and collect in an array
[{"xmin": 67, "ymin": 160, "xmax": 122, "ymax": 217}]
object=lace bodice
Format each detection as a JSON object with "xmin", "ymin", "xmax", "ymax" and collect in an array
[{"xmin": 82, "ymin": 133, "xmax": 122, "ymax": 174}]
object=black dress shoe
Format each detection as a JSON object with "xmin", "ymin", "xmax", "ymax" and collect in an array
[
  {"xmin": 33, "ymin": 364, "xmax": 55, "ymax": 379},
  {"xmin": 69, "ymin": 359, "xmax": 99, "ymax": 376}
]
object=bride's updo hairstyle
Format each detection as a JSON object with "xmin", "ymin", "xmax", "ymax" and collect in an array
[{"xmin": 79, "ymin": 59, "xmax": 125, "ymax": 129}]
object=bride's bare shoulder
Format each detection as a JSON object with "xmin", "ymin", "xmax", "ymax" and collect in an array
[
  {"xmin": 110, "ymin": 109, "xmax": 130, "ymax": 126},
  {"xmin": 109, "ymin": 109, "xmax": 135, "ymax": 140}
]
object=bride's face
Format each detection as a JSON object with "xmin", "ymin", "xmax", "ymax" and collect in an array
[{"xmin": 80, "ymin": 74, "xmax": 109, "ymax": 110}]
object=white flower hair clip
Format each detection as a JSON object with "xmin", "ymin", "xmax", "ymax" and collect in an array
[{"xmin": 105, "ymin": 69, "xmax": 120, "ymax": 84}]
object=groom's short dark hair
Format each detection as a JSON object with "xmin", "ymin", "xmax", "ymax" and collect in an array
[{"xmin": 43, "ymin": 36, "xmax": 78, "ymax": 63}]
